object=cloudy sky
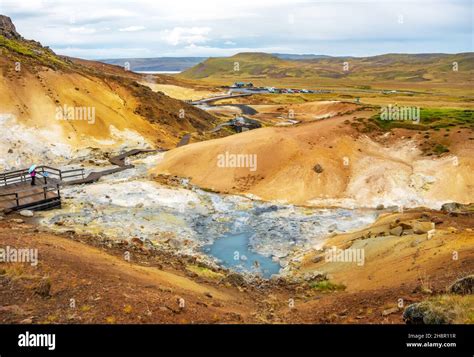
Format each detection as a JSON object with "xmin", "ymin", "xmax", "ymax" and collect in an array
[{"xmin": 0, "ymin": 0, "xmax": 472, "ymax": 59}]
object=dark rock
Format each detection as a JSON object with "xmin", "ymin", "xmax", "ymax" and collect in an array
[
  {"xmin": 441, "ymin": 202, "xmax": 462, "ymax": 213},
  {"xmin": 403, "ymin": 302, "xmax": 449, "ymax": 324},
  {"xmin": 254, "ymin": 205, "xmax": 278, "ymax": 215},
  {"xmin": 35, "ymin": 278, "xmax": 51, "ymax": 298},
  {"xmin": 313, "ymin": 164, "xmax": 324, "ymax": 174},
  {"xmin": 449, "ymin": 275, "xmax": 473, "ymax": 295},
  {"xmin": 224, "ymin": 273, "xmax": 246, "ymax": 287},
  {"xmin": 0, "ymin": 15, "xmax": 22, "ymax": 40},
  {"xmin": 185, "ymin": 271, "xmax": 198, "ymax": 278},
  {"xmin": 441, "ymin": 202, "xmax": 474, "ymax": 214},
  {"xmin": 311, "ymin": 255, "xmax": 324, "ymax": 264},
  {"xmin": 131, "ymin": 237, "xmax": 143, "ymax": 246},
  {"xmin": 302, "ymin": 271, "xmax": 327, "ymax": 283}
]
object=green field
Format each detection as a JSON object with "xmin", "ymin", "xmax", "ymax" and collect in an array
[{"xmin": 371, "ymin": 108, "xmax": 474, "ymax": 131}]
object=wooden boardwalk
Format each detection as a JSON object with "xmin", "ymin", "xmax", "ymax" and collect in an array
[
  {"xmin": 63, "ymin": 149, "xmax": 157, "ymax": 185},
  {"xmin": 0, "ymin": 182, "xmax": 60, "ymax": 211},
  {"xmin": 0, "ymin": 148, "xmax": 158, "ymax": 212}
]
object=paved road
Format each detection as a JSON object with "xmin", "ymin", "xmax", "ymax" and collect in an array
[{"xmin": 189, "ymin": 92, "xmax": 252, "ymax": 105}]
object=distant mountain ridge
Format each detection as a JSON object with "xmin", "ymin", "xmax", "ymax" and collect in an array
[
  {"xmin": 99, "ymin": 57, "xmax": 207, "ymax": 72},
  {"xmin": 177, "ymin": 51, "xmax": 474, "ymax": 89},
  {"xmin": 273, "ymin": 53, "xmax": 334, "ymax": 60},
  {"xmin": 99, "ymin": 54, "xmax": 340, "ymax": 72}
]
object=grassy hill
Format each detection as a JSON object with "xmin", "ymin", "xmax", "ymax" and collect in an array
[{"xmin": 179, "ymin": 52, "xmax": 474, "ymax": 92}]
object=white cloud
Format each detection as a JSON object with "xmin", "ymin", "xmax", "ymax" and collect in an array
[
  {"xmin": 161, "ymin": 27, "xmax": 211, "ymax": 46},
  {"xmin": 55, "ymin": 46, "xmax": 154, "ymax": 58},
  {"xmin": 69, "ymin": 26, "xmax": 97, "ymax": 35},
  {"xmin": 119, "ymin": 26, "xmax": 145, "ymax": 32},
  {"xmin": 171, "ymin": 44, "xmax": 291, "ymax": 57},
  {"xmin": 0, "ymin": 0, "xmax": 471, "ymax": 58}
]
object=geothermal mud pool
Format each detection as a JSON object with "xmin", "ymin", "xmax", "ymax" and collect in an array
[{"xmin": 39, "ymin": 153, "xmax": 379, "ymax": 278}]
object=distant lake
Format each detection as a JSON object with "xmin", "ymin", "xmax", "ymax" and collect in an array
[{"xmin": 133, "ymin": 70, "xmax": 181, "ymax": 74}]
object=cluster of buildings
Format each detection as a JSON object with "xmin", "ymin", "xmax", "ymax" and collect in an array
[{"xmin": 230, "ymin": 82, "xmax": 329, "ymax": 94}]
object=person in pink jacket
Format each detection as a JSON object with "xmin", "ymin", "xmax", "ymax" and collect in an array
[{"xmin": 30, "ymin": 167, "xmax": 36, "ymax": 186}]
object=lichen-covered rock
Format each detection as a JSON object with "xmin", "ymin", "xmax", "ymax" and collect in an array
[
  {"xmin": 224, "ymin": 273, "xmax": 247, "ymax": 287},
  {"xmin": 302, "ymin": 271, "xmax": 327, "ymax": 283},
  {"xmin": 441, "ymin": 202, "xmax": 474, "ymax": 213},
  {"xmin": 403, "ymin": 302, "xmax": 450, "ymax": 324},
  {"xmin": 34, "ymin": 278, "xmax": 51, "ymax": 298},
  {"xmin": 449, "ymin": 275, "xmax": 474, "ymax": 295}
]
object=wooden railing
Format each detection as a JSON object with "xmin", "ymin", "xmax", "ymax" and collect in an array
[
  {"xmin": 0, "ymin": 166, "xmax": 85, "ymax": 187},
  {"xmin": 0, "ymin": 184, "xmax": 61, "ymax": 210},
  {"xmin": 0, "ymin": 168, "xmax": 30, "ymax": 186}
]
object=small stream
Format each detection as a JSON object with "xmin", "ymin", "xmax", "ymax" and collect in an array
[{"xmin": 39, "ymin": 153, "xmax": 380, "ymax": 278}]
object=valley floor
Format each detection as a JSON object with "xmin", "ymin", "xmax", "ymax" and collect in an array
[{"xmin": 0, "ymin": 209, "xmax": 472, "ymax": 324}]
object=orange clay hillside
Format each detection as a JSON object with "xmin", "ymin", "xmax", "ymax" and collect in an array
[
  {"xmin": 152, "ymin": 107, "xmax": 474, "ymax": 208},
  {"xmin": 0, "ymin": 15, "xmax": 216, "ymax": 151}
]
